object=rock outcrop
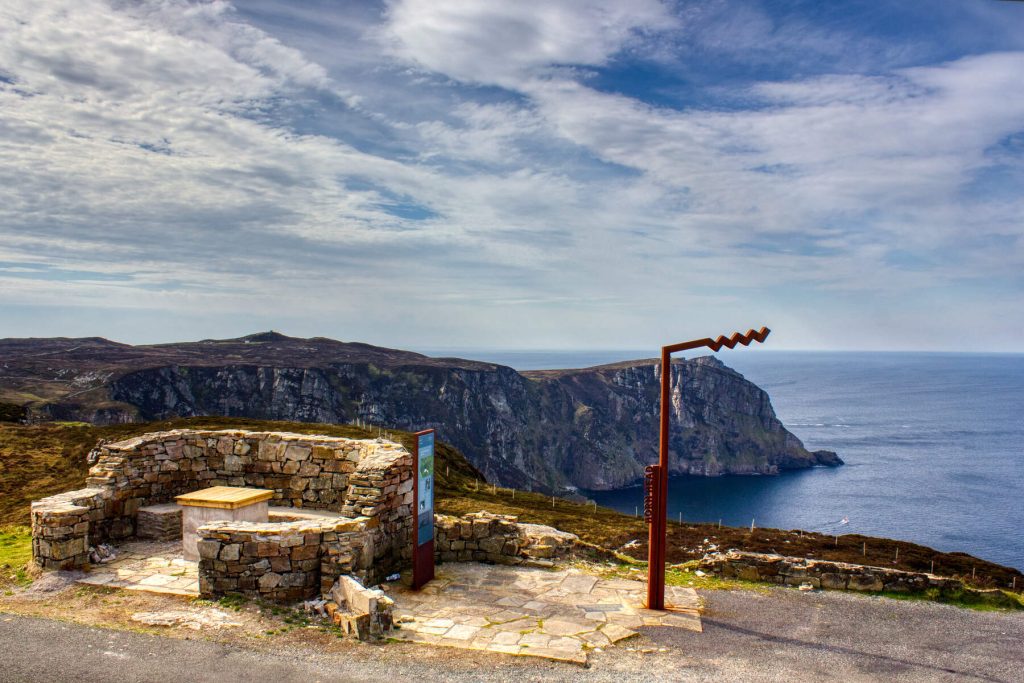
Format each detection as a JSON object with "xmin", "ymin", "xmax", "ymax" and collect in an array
[{"xmin": 1, "ymin": 333, "xmax": 841, "ymax": 492}]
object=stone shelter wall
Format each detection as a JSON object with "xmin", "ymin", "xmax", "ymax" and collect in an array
[
  {"xmin": 196, "ymin": 516, "xmax": 377, "ymax": 602},
  {"xmin": 31, "ymin": 429, "xmax": 413, "ymax": 574},
  {"xmin": 340, "ymin": 449, "xmax": 414, "ymax": 578},
  {"xmin": 30, "ymin": 488, "xmax": 105, "ymax": 570},
  {"xmin": 700, "ymin": 550, "xmax": 966, "ymax": 594}
]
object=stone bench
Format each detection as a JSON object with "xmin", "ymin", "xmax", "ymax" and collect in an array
[
  {"xmin": 136, "ymin": 504, "xmax": 183, "ymax": 541},
  {"xmin": 268, "ymin": 507, "xmax": 347, "ymax": 523}
]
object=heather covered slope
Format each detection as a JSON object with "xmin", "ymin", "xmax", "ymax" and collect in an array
[{"xmin": 0, "ymin": 332, "xmax": 839, "ymax": 491}]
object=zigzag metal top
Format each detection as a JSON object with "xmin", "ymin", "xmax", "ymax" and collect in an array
[{"xmin": 664, "ymin": 326, "xmax": 770, "ymax": 354}]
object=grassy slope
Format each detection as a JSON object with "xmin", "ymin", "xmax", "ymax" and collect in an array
[{"xmin": 1, "ymin": 417, "xmax": 1022, "ymax": 597}]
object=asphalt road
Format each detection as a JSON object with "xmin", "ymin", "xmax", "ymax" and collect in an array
[
  {"xmin": 2, "ymin": 587, "xmax": 1022, "ymax": 682},
  {"xmin": 651, "ymin": 587, "xmax": 1024, "ymax": 682}
]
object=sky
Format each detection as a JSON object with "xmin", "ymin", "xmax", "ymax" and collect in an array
[{"xmin": 2, "ymin": 0, "xmax": 1024, "ymax": 352}]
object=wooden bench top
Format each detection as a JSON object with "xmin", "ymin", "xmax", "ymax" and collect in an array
[{"xmin": 175, "ymin": 486, "xmax": 274, "ymax": 510}]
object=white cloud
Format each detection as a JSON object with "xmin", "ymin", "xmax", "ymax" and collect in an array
[
  {"xmin": 380, "ymin": 0, "xmax": 677, "ymax": 87},
  {"xmin": 0, "ymin": 0, "xmax": 1022, "ymax": 350},
  {"xmin": 512, "ymin": 52, "xmax": 1024, "ymax": 280}
]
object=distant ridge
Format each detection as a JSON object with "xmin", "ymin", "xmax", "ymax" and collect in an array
[{"xmin": 0, "ymin": 332, "xmax": 841, "ymax": 492}]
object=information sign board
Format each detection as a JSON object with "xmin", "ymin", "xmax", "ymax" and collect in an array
[
  {"xmin": 416, "ymin": 431, "xmax": 434, "ymax": 546},
  {"xmin": 412, "ymin": 429, "xmax": 435, "ymax": 588}
]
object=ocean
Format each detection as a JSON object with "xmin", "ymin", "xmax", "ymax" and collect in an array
[{"xmin": 426, "ymin": 349, "xmax": 1024, "ymax": 570}]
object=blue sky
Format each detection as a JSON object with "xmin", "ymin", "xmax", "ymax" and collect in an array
[{"xmin": 1, "ymin": 0, "xmax": 1023, "ymax": 352}]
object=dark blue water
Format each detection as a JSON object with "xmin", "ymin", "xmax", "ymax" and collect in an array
[{"xmin": 424, "ymin": 349, "xmax": 1024, "ymax": 570}]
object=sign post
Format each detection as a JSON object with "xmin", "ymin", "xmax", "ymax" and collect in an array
[
  {"xmin": 646, "ymin": 327, "xmax": 770, "ymax": 610},
  {"xmin": 412, "ymin": 429, "xmax": 436, "ymax": 589}
]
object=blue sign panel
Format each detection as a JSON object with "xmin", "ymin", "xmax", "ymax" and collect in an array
[{"xmin": 416, "ymin": 431, "xmax": 434, "ymax": 547}]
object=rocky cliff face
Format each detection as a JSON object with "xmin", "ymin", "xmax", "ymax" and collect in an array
[
  {"xmin": 1, "ymin": 333, "xmax": 840, "ymax": 491},
  {"xmin": 527, "ymin": 357, "xmax": 842, "ymax": 489}
]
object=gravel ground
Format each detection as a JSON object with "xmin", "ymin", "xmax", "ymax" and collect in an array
[{"xmin": 2, "ymin": 586, "xmax": 1022, "ymax": 682}]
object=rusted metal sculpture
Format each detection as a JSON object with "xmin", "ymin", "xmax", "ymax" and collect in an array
[{"xmin": 647, "ymin": 326, "xmax": 770, "ymax": 610}]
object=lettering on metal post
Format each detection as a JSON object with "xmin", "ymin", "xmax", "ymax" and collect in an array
[{"xmin": 643, "ymin": 465, "xmax": 659, "ymax": 524}]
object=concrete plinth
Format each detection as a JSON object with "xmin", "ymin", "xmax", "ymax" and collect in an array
[{"xmin": 176, "ymin": 487, "xmax": 272, "ymax": 562}]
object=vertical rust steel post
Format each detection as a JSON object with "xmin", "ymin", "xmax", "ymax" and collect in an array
[
  {"xmin": 646, "ymin": 327, "xmax": 770, "ymax": 610},
  {"xmin": 646, "ymin": 347, "xmax": 671, "ymax": 609}
]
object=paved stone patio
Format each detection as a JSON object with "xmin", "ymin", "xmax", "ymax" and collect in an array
[
  {"xmin": 76, "ymin": 543, "xmax": 702, "ymax": 665},
  {"xmin": 387, "ymin": 563, "xmax": 702, "ymax": 665},
  {"xmin": 77, "ymin": 541, "xmax": 199, "ymax": 596}
]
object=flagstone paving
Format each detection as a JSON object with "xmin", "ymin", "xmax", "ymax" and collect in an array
[
  {"xmin": 75, "ymin": 542, "xmax": 701, "ymax": 666},
  {"xmin": 76, "ymin": 541, "xmax": 199, "ymax": 596},
  {"xmin": 386, "ymin": 563, "xmax": 702, "ymax": 665}
]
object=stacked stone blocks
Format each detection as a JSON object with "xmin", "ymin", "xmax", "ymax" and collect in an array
[
  {"xmin": 196, "ymin": 515, "xmax": 379, "ymax": 602},
  {"xmin": 30, "ymin": 488, "xmax": 105, "ymax": 570},
  {"xmin": 326, "ymin": 574, "xmax": 394, "ymax": 639},
  {"xmin": 339, "ymin": 448, "xmax": 414, "ymax": 582},
  {"xmin": 136, "ymin": 504, "xmax": 183, "ymax": 541},
  {"xmin": 434, "ymin": 511, "xmax": 579, "ymax": 565},
  {"xmin": 701, "ymin": 550, "xmax": 966, "ymax": 594}
]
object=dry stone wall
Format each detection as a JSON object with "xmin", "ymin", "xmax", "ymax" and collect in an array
[
  {"xmin": 31, "ymin": 429, "xmax": 413, "ymax": 576},
  {"xmin": 340, "ymin": 449, "xmax": 414, "ymax": 579},
  {"xmin": 196, "ymin": 516, "xmax": 376, "ymax": 602},
  {"xmin": 700, "ymin": 550, "xmax": 966, "ymax": 593},
  {"xmin": 136, "ymin": 504, "xmax": 182, "ymax": 541},
  {"xmin": 434, "ymin": 511, "xmax": 579, "ymax": 565},
  {"xmin": 30, "ymin": 488, "xmax": 105, "ymax": 569}
]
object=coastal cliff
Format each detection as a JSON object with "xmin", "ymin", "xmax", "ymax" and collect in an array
[
  {"xmin": 0, "ymin": 332, "xmax": 840, "ymax": 491},
  {"xmin": 525, "ymin": 356, "xmax": 841, "ymax": 489}
]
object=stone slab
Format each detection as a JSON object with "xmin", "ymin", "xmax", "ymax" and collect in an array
[{"xmin": 76, "ymin": 541, "xmax": 199, "ymax": 597}]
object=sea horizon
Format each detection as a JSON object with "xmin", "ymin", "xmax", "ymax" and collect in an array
[{"xmin": 417, "ymin": 347, "xmax": 1024, "ymax": 368}]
